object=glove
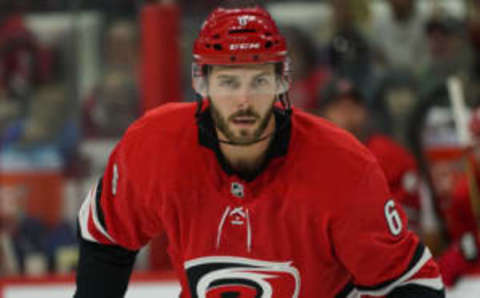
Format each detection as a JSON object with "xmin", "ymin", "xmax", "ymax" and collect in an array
[{"xmin": 437, "ymin": 232, "xmax": 479, "ymax": 287}]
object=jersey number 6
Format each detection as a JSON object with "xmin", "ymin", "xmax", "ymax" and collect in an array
[{"xmin": 384, "ymin": 199, "xmax": 403, "ymax": 236}]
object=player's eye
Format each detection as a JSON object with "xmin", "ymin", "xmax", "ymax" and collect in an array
[
  {"xmin": 252, "ymin": 76, "xmax": 271, "ymax": 88},
  {"xmin": 218, "ymin": 79, "xmax": 239, "ymax": 88}
]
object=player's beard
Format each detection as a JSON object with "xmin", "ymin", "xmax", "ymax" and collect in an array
[{"xmin": 210, "ymin": 101, "xmax": 274, "ymax": 146}]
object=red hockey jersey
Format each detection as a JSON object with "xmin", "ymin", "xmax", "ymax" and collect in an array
[
  {"xmin": 78, "ymin": 102, "xmax": 442, "ymax": 297},
  {"xmin": 365, "ymin": 135, "xmax": 421, "ymax": 231},
  {"xmin": 443, "ymin": 175, "xmax": 478, "ymax": 242},
  {"xmin": 436, "ymin": 173, "xmax": 480, "ymax": 286}
]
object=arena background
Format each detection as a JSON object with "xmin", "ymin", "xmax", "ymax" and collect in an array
[{"xmin": 0, "ymin": 0, "xmax": 480, "ymax": 296}]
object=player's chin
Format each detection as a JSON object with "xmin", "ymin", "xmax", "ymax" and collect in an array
[
  {"xmin": 230, "ymin": 130, "xmax": 257, "ymax": 144},
  {"xmin": 229, "ymin": 123, "xmax": 257, "ymax": 134}
]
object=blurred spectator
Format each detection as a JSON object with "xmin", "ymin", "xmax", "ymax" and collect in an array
[
  {"xmin": 407, "ymin": 83, "xmax": 459, "ymax": 188},
  {"xmin": 418, "ymin": 16, "xmax": 474, "ymax": 96},
  {"xmin": 433, "ymin": 107, "xmax": 480, "ymax": 287},
  {"xmin": 329, "ymin": 0, "xmax": 371, "ymax": 35},
  {"xmin": 468, "ymin": 0, "xmax": 480, "ymax": 77},
  {"xmin": 326, "ymin": 0, "xmax": 378, "ymax": 103},
  {"xmin": 281, "ymin": 26, "xmax": 330, "ymax": 112},
  {"xmin": 0, "ymin": 11, "xmax": 53, "ymax": 138},
  {"xmin": 0, "ymin": 185, "xmax": 23, "ymax": 275},
  {"xmin": 83, "ymin": 0, "xmax": 137, "ymax": 17},
  {"xmin": 83, "ymin": 70, "xmax": 139, "ymax": 139},
  {"xmin": 12, "ymin": 0, "xmax": 138, "ymax": 16},
  {"xmin": 317, "ymin": 78, "xmax": 421, "ymax": 232},
  {"xmin": 179, "ymin": 0, "xmax": 217, "ymax": 16},
  {"xmin": 405, "ymin": 81, "xmax": 476, "ymax": 260},
  {"xmin": 0, "ymin": 84, "xmax": 78, "ymax": 171},
  {"xmin": 0, "ymin": 184, "xmax": 77, "ymax": 276},
  {"xmin": 369, "ymin": 0, "xmax": 428, "ymax": 76},
  {"xmin": 372, "ymin": 74, "xmax": 418, "ymax": 143},
  {"xmin": 103, "ymin": 20, "xmax": 139, "ymax": 72},
  {"xmin": 409, "ymin": 16, "xmax": 476, "ymax": 190},
  {"xmin": 82, "ymin": 20, "xmax": 140, "ymax": 139}
]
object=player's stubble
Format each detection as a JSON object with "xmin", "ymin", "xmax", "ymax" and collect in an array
[{"xmin": 209, "ymin": 98, "xmax": 275, "ymax": 146}]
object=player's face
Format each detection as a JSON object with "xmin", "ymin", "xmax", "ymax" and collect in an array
[
  {"xmin": 429, "ymin": 159, "xmax": 462, "ymax": 199},
  {"xmin": 207, "ymin": 63, "xmax": 277, "ymax": 144}
]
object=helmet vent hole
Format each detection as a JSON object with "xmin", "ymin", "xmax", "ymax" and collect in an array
[
  {"xmin": 212, "ymin": 34, "xmax": 221, "ymax": 39},
  {"xmin": 205, "ymin": 44, "xmax": 211, "ymax": 48},
  {"xmin": 213, "ymin": 44, "xmax": 223, "ymax": 51},
  {"xmin": 265, "ymin": 41, "xmax": 273, "ymax": 48},
  {"xmin": 265, "ymin": 32, "xmax": 272, "ymax": 36},
  {"xmin": 228, "ymin": 29, "xmax": 256, "ymax": 34}
]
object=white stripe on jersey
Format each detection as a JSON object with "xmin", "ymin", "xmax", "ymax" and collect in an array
[
  {"xmin": 78, "ymin": 183, "xmax": 98, "ymax": 243},
  {"xmin": 89, "ymin": 182, "xmax": 116, "ymax": 243},
  {"xmin": 78, "ymin": 180, "xmax": 116, "ymax": 244},
  {"xmin": 346, "ymin": 247, "xmax": 442, "ymax": 297}
]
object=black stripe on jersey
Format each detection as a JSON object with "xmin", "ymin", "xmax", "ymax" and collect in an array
[
  {"xmin": 335, "ymin": 242, "xmax": 426, "ymax": 297},
  {"xmin": 356, "ymin": 242, "xmax": 425, "ymax": 291},
  {"xmin": 95, "ymin": 177, "xmax": 107, "ymax": 230},
  {"xmin": 387, "ymin": 284, "xmax": 445, "ymax": 297},
  {"xmin": 335, "ymin": 281, "xmax": 354, "ymax": 298}
]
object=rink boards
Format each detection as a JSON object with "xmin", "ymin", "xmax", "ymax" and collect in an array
[{"xmin": 1, "ymin": 272, "xmax": 479, "ymax": 297}]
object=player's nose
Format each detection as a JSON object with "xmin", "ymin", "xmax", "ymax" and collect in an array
[{"xmin": 233, "ymin": 85, "xmax": 253, "ymax": 109}]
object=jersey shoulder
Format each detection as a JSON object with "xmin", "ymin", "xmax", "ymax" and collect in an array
[
  {"xmin": 127, "ymin": 102, "xmax": 197, "ymax": 138},
  {"xmin": 366, "ymin": 134, "xmax": 417, "ymax": 180},
  {"xmin": 366, "ymin": 134, "xmax": 416, "ymax": 165},
  {"xmin": 289, "ymin": 109, "xmax": 392, "ymax": 214},
  {"xmin": 119, "ymin": 102, "xmax": 198, "ymax": 152},
  {"xmin": 289, "ymin": 109, "xmax": 388, "ymax": 201},
  {"xmin": 291, "ymin": 108, "xmax": 377, "ymax": 172},
  {"xmin": 113, "ymin": 102, "xmax": 199, "ymax": 177}
]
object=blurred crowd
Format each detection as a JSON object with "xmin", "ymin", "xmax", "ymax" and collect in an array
[
  {"xmin": 0, "ymin": 1, "xmax": 140, "ymax": 276},
  {"xmin": 2, "ymin": 0, "xmax": 480, "ymax": 290}
]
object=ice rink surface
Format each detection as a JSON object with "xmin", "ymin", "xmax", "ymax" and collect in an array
[
  {"xmin": 2, "ymin": 276, "xmax": 480, "ymax": 297},
  {"xmin": 0, "ymin": 277, "xmax": 480, "ymax": 298},
  {"xmin": 3, "ymin": 282, "xmax": 180, "ymax": 298}
]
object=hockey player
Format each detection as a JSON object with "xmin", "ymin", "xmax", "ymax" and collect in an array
[
  {"xmin": 435, "ymin": 107, "xmax": 480, "ymax": 286},
  {"xmin": 74, "ymin": 1, "xmax": 444, "ymax": 297}
]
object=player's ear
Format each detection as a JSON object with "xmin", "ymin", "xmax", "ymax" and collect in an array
[
  {"xmin": 192, "ymin": 63, "xmax": 209, "ymax": 98},
  {"xmin": 275, "ymin": 76, "xmax": 290, "ymax": 95},
  {"xmin": 274, "ymin": 59, "xmax": 291, "ymax": 95},
  {"xmin": 193, "ymin": 76, "xmax": 208, "ymax": 98}
]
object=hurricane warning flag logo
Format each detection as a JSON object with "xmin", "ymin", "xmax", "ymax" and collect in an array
[{"xmin": 185, "ymin": 256, "xmax": 301, "ymax": 298}]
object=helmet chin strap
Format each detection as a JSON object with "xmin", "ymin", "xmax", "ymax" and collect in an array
[{"xmin": 195, "ymin": 93, "xmax": 292, "ymax": 147}]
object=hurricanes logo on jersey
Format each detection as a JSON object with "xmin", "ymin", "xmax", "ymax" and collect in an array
[{"xmin": 184, "ymin": 256, "xmax": 301, "ymax": 298}]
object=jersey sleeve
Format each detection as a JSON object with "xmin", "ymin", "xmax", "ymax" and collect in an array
[
  {"xmin": 78, "ymin": 136, "xmax": 163, "ymax": 251},
  {"xmin": 332, "ymin": 160, "xmax": 444, "ymax": 297},
  {"xmin": 368, "ymin": 136, "xmax": 421, "ymax": 232}
]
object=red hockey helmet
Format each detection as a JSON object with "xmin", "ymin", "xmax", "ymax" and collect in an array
[{"xmin": 192, "ymin": 6, "xmax": 290, "ymax": 96}]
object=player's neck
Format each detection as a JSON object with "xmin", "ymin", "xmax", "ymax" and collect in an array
[{"xmin": 218, "ymin": 115, "xmax": 275, "ymax": 174}]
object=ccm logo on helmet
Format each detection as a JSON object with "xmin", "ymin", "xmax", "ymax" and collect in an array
[
  {"xmin": 185, "ymin": 256, "xmax": 301, "ymax": 298},
  {"xmin": 230, "ymin": 43, "xmax": 261, "ymax": 51}
]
